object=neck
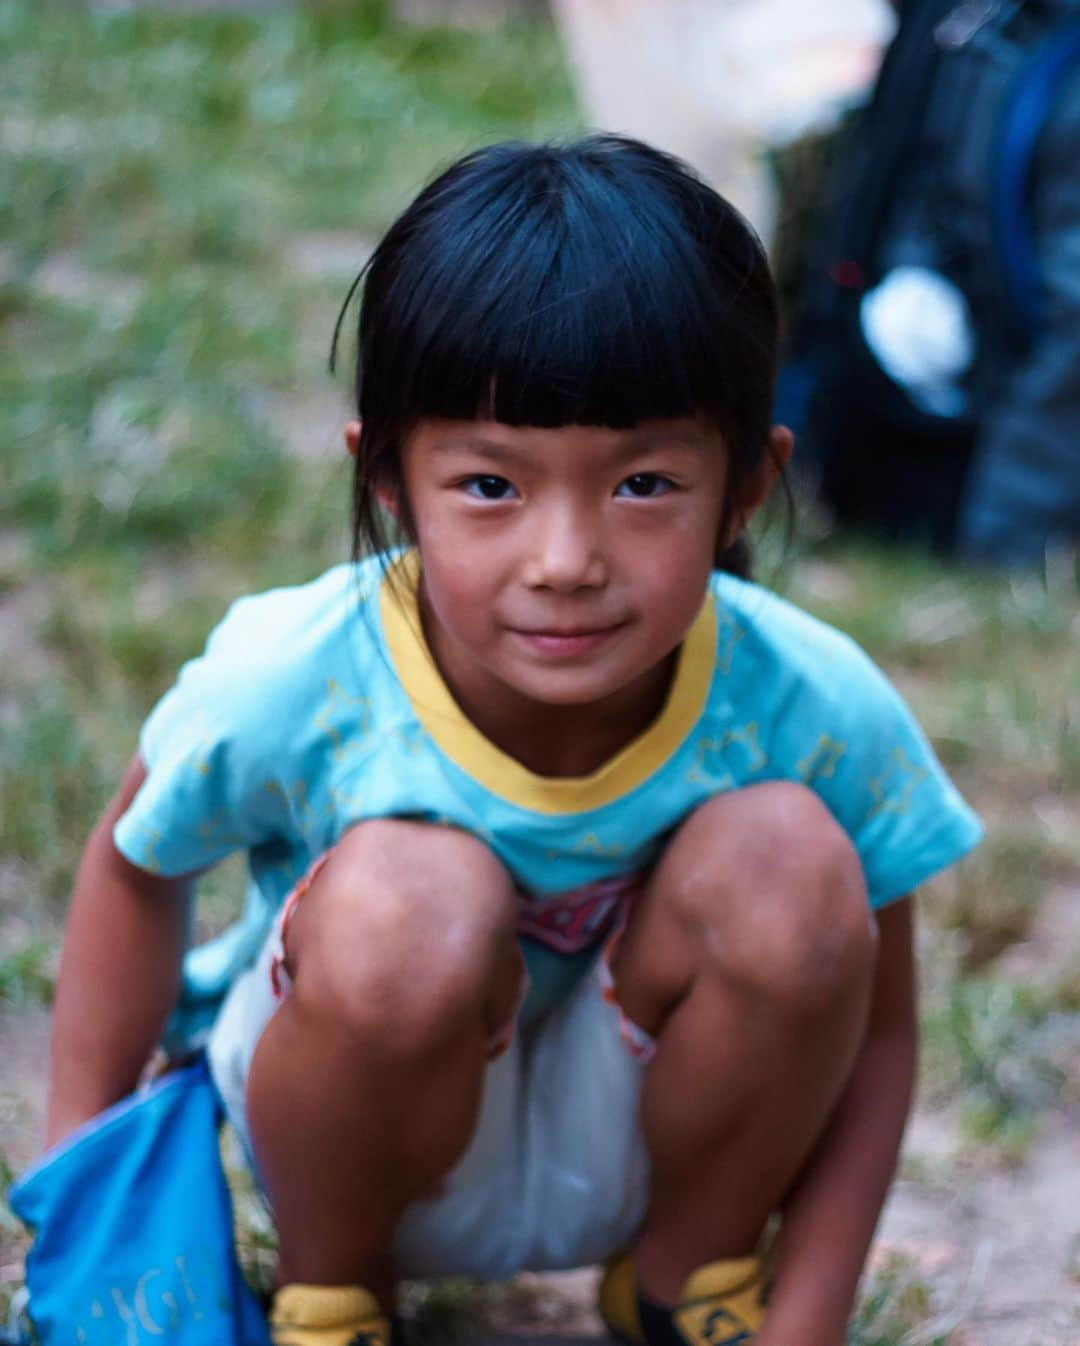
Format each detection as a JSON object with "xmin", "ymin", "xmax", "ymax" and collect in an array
[{"xmin": 467, "ymin": 658, "xmax": 678, "ymax": 778}]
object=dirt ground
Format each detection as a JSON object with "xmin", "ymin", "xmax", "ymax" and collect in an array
[{"xmin": 3, "ymin": 999, "xmax": 1077, "ymax": 1345}]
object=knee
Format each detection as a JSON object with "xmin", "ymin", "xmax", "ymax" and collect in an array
[
  {"xmin": 285, "ymin": 820, "xmax": 517, "ymax": 1050},
  {"xmin": 669, "ymin": 784, "xmax": 876, "ymax": 1014}
]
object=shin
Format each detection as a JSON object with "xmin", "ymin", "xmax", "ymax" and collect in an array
[
  {"xmin": 245, "ymin": 820, "xmax": 522, "ymax": 1303},
  {"xmin": 611, "ymin": 784, "xmax": 877, "ymax": 1304}
]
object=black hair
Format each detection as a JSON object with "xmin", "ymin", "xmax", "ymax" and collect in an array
[{"xmin": 332, "ymin": 134, "xmax": 783, "ymax": 577}]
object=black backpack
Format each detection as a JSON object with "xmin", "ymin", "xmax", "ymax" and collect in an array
[{"xmin": 785, "ymin": 0, "xmax": 1080, "ymax": 559}]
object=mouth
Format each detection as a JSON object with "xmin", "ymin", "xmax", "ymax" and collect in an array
[{"xmin": 509, "ymin": 622, "xmax": 627, "ymax": 658}]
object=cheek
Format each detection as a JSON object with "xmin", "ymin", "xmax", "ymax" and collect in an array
[
  {"xmin": 630, "ymin": 509, "xmax": 717, "ymax": 573},
  {"xmin": 419, "ymin": 551, "xmax": 497, "ymax": 638},
  {"xmin": 630, "ymin": 534, "xmax": 715, "ymax": 629},
  {"xmin": 413, "ymin": 498, "xmax": 494, "ymax": 561}
]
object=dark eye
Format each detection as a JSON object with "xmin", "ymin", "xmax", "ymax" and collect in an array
[
  {"xmin": 463, "ymin": 475, "xmax": 516, "ymax": 500},
  {"xmin": 617, "ymin": 473, "xmax": 673, "ymax": 498}
]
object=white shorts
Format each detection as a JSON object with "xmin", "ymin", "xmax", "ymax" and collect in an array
[{"xmin": 208, "ymin": 930, "xmax": 653, "ymax": 1281}]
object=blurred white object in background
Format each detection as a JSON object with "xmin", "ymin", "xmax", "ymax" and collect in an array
[
  {"xmin": 860, "ymin": 266, "xmax": 976, "ymax": 419},
  {"xmin": 552, "ymin": 0, "xmax": 896, "ymax": 246}
]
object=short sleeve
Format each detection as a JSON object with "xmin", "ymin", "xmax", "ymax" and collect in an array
[
  {"xmin": 113, "ymin": 599, "xmax": 288, "ymax": 877},
  {"xmin": 806, "ymin": 646, "xmax": 983, "ymax": 908}
]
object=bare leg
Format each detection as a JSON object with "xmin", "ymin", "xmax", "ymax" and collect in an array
[
  {"xmin": 246, "ymin": 821, "xmax": 523, "ymax": 1307},
  {"xmin": 611, "ymin": 784, "xmax": 877, "ymax": 1304}
]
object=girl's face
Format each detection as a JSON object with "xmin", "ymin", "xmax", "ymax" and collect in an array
[{"xmin": 387, "ymin": 416, "xmax": 783, "ymax": 734}]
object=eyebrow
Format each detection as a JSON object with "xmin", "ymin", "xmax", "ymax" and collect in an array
[
  {"xmin": 623, "ymin": 427, "xmax": 708, "ymax": 452},
  {"xmin": 433, "ymin": 428, "xmax": 707, "ymax": 463},
  {"xmin": 433, "ymin": 438, "xmax": 521, "ymax": 465}
]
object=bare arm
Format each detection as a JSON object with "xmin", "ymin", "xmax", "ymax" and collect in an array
[
  {"xmin": 759, "ymin": 897, "xmax": 918, "ymax": 1346},
  {"xmin": 45, "ymin": 754, "xmax": 196, "ymax": 1149}
]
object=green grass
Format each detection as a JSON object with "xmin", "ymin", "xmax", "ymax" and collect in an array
[
  {"xmin": 849, "ymin": 1251, "xmax": 949, "ymax": 1346},
  {"xmin": 920, "ymin": 977, "xmax": 1071, "ymax": 1165},
  {"xmin": 0, "ymin": 2, "xmax": 575, "ymax": 256},
  {"xmin": 0, "ymin": 938, "xmax": 54, "ymax": 1008},
  {"xmin": 0, "ymin": 679, "xmax": 115, "ymax": 907}
]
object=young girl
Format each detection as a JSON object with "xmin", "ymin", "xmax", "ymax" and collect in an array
[{"xmin": 45, "ymin": 136, "xmax": 982, "ymax": 1346}]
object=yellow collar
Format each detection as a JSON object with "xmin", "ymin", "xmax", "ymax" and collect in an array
[{"xmin": 380, "ymin": 552, "xmax": 717, "ymax": 815}]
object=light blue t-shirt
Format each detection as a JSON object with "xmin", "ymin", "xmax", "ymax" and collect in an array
[{"xmin": 115, "ymin": 551, "xmax": 982, "ymax": 1014}]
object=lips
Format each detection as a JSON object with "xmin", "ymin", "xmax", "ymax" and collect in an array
[{"xmin": 510, "ymin": 622, "xmax": 626, "ymax": 657}]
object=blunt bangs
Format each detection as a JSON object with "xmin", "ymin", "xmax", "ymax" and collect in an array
[{"xmin": 350, "ymin": 137, "xmax": 776, "ymax": 436}]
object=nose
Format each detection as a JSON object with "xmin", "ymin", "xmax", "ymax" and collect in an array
[{"xmin": 521, "ymin": 499, "xmax": 607, "ymax": 592}]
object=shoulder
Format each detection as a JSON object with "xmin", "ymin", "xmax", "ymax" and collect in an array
[
  {"xmin": 142, "ymin": 558, "xmax": 388, "ymax": 762},
  {"xmin": 205, "ymin": 559, "xmax": 382, "ymax": 670},
  {"xmin": 705, "ymin": 573, "xmax": 983, "ymax": 904},
  {"xmin": 202, "ymin": 557, "xmax": 389, "ymax": 696},
  {"xmin": 703, "ymin": 570, "xmax": 926, "ymax": 808},
  {"xmin": 707, "ymin": 571, "xmax": 891, "ymax": 708}
]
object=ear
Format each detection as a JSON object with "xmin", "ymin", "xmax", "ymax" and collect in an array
[
  {"xmin": 346, "ymin": 419, "xmax": 405, "ymax": 520},
  {"xmin": 343, "ymin": 419, "xmax": 361, "ymax": 459},
  {"xmin": 722, "ymin": 425, "xmax": 794, "ymax": 546}
]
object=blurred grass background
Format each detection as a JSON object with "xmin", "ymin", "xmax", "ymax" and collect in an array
[{"xmin": 0, "ymin": 1, "xmax": 1077, "ymax": 1340}]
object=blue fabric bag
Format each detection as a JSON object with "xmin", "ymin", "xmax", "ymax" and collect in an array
[{"xmin": 8, "ymin": 1055, "xmax": 270, "ymax": 1345}]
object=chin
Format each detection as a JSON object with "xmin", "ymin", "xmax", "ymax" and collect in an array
[{"xmin": 507, "ymin": 668, "xmax": 632, "ymax": 709}]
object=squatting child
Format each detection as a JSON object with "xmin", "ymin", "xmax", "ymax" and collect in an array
[{"xmin": 45, "ymin": 136, "xmax": 982, "ymax": 1346}]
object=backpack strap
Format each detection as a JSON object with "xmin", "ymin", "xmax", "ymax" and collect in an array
[
  {"xmin": 992, "ymin": 18, "xmax": 1080, "ymax": 344},
  {"xmin": 814, "ymin": 0, "xmax": 952, "ymax": 286}
]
